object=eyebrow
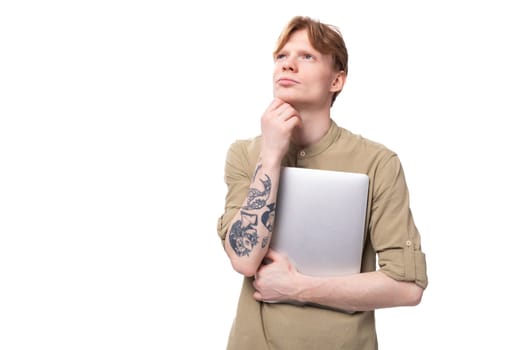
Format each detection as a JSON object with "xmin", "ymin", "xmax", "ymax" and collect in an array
[{"xmin": 274, "ymin": 48, "xmax": 319, "ymax": 57}]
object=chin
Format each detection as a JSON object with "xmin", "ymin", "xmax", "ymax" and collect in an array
[{"xmin": 274, "ymin": 92, "xmax": 301, "ymax": 105}]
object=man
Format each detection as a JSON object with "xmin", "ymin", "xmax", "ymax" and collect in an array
[{"xmin": 216, "ymin": 16, "xmax": 428, "ymax": 350}]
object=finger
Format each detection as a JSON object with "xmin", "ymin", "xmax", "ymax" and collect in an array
[
  {"xmin": 252, "ymin": 278, "xmax": 259, "ymax": 292},
  {"xmin": 280, "ymin": 105, "xmax": 302, "ymax": 125},
  {"xmin": 265, "ymin": 98, "xmax": 286, "ymax": 114},
  {"xmin": 253, "ymin": 291, "xmax": 262, "ymax": 301},
  {"xmin": 274, "ymin": 103, "xmax": 296, "ymax": 120},
  {"xmin": 274, "ymin": 109, "xmax": 302, "ymax": 134},
  {"xmin": 265, "ymin": 248, "xmax": 284, "ymax": 262},
  {"xmin": 284, "ymin": 114, "xmax": 302, "ymax": 129}
]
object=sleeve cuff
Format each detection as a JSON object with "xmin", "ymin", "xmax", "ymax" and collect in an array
[{"xmin": 378, "ymin": 245, "xmax": 428, "ymax": 289}]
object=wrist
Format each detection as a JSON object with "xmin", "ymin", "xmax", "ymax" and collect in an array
[
  {"xmin": 258, "ymin": 153, "xmax": 283, "ymax": 170},
  {"xmin": 292, "ymin": 273, "xmax": 315, "ymax": 304}
]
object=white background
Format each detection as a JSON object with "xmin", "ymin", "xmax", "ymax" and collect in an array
[{"xmin": 1, "ymin": 0, "xmax": 524, "ymax": 349}]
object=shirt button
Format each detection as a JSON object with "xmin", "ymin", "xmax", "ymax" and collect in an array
[
  {"xmin": 405, "ymin": 240, "xmax": 412, "ymax": 247},
  {"xmin": 299, "ymin": 150, "xmax": 306, "ymax": 157}
]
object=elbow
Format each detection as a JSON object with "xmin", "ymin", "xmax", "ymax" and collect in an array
[
  {"xmin": 405, "ymin": 283, "xmax": 424, "ymax": 306},
  {"xmin": 231, "ymin": 259, "xmax": 258, "ymax": 278},
  {"xmin": 225, "ymin": 241, "xmax": 259, "ymax": 277}
]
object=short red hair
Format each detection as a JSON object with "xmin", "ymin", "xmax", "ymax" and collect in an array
[{"xmin": 274, "ymin": 16, "xmax": 348, "ymax": 106}]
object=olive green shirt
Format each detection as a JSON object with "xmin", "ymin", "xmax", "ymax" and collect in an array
[{"xmin": 217, "ymin": 120, "xmax": 428, "ymax": 350}]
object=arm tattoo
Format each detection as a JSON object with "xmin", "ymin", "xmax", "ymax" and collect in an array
[
  {"xmin": 229, "ymin": 211, "xmax": 259, "ymax": 257},
  {"xmin": 261, "ymin": 236, "xmax": 269, "ymax": 248},
  {"xmin": 242, "ymin": 174, "xmax": 272, "ymax": 210},
  {"xmin": 260, "ymin": 203, "xmax": 275, "ymax": 249},
  {"xmin": 261, "ymin": 203, "xmax": 276, "ymax": 232},
  {"xmin": 251, "ymin": 163, "xmax": 262, "ymax": 182},
  {"xmin": 229, "ymin": 167, "xmax": 274, "ymax": 256}
]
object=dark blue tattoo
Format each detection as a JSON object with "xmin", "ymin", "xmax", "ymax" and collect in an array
[
  {"xmin": 243, "ymin": 175, "xmax": 272, "ymax": 210},
  {"xmin": 261, "ymin": 236, "xmax": 269, "ymax": 248},
  {"xmin": 229, "ymin": 211, "xmax": 259, "ymax": 257},
  {"xmin": 261, "ymin": 203, "xmax": 276, "ymax": 232},
  {"xmin": 252, "ymin": 163, "xmax": 262, "ymax": 182}
]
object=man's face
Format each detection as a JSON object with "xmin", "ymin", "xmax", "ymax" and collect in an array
[{"xmin": 273, "ymin": 29, "xmax": 341, "ymax": 108}]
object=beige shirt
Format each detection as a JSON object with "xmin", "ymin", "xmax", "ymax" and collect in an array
[{"xmin": 217, "ymin": 120, "xmax": 428, "ymax": 350}]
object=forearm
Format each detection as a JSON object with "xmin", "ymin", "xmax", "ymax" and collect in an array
[
  {"xmin": 225, "ymin": 158, "xmax": 281, "ymax": 276},
  {"xmin": 294, "ymin": 270, "xmax": 424, "ymax": 313}
]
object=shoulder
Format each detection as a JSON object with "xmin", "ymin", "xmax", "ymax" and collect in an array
[
  {"xmin": 225, "ymin": 135, "xmax": 262, "ymax": 173},
  {"xmin": 336, "ymin": 125, "xmax": 399, "ymax": 164},
  {"xmin": 227, "ymin": 135, "xmax": 262, "ymax": 158}
]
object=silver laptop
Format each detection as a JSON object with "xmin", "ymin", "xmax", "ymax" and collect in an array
[{"xmin": 270, "ymin": 167, "xmax": 369, "ymax": 277}]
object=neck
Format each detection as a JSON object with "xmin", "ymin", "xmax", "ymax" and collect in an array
[{"xmin": 291, "ymin": 107, "xmax": 332, "ymax": 147}]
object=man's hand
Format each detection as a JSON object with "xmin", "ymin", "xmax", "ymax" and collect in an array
[
  {"xmin": 252, "ymin": 249, "xmax": 303, "ymax": 303},
  {"xmin": 260, "ymin": 98, "xmax": 302, "ymax": 164}
]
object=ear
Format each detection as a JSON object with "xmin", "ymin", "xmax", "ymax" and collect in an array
[{"xmin": 329, "ymin": 71, "xmax": 346, "ymax": 93}]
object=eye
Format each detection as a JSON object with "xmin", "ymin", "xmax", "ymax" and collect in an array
[
  {"xmin": 302, "ymin": 53, "xmax": 315, "ymax": 61},
  {"xmin": 275, "ymin": 53, "xmax": 286, "ymax": 61}
]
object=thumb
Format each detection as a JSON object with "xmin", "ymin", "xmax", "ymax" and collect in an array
[{"xmin": 265, "ymin": 248, "xmax": 285, "ymax": 262}]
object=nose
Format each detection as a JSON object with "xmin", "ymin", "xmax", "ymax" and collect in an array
[{"xmin": 281, "ymin": 57, "xmax": 296, "ymax": 72}]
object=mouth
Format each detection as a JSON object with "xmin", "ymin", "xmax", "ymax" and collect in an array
[{"xmin": 276, "ymin": 77, "xmax": 300, "ymax": 86}]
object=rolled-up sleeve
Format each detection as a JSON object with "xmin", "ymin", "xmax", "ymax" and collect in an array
[
  {"xmin": 369, "ymin": 155, "xmax": 428, "ymax": 289},
  {"xmin": 216, "ymin": 141, "xmax": 252, "ymax": 243}
]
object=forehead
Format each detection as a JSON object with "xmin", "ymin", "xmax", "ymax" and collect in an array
[{"xmin": 280, "ymin": 29, "xmax": 318, "ymax": 52}]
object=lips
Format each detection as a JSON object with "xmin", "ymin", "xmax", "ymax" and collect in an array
[{"xmin": 276, "ymin": 77, "xmax": 300, "ymax": 86}]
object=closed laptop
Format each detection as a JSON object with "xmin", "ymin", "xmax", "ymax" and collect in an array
[{"xmin": 270, "ymin": 166, "xmax": 369, "ymax": 277}]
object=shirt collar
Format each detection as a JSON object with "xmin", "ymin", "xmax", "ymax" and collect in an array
[{"xmin": 287, "ymin": 119, "xmax": 341, "ymax": 159}]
